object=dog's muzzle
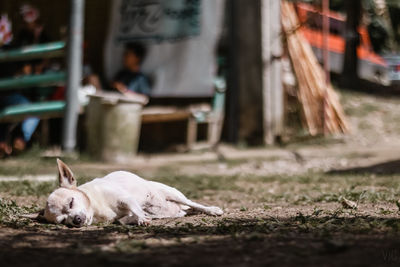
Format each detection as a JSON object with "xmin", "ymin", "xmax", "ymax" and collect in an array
[{"xmin": 72, "ymin": 214, "xmax": 86, "ymax": 227}]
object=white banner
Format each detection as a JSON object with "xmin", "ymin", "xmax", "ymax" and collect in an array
[{"xmin": 104, "ymin": 0, "xmax": 225, "ymax": 97}]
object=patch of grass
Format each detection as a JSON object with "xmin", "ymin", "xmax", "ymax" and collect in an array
[
  {"xmin": 114, "ymin": 240, "xmax": 148, "ymax": 253},
  {"xmin": 345, "ymin": 103, "xmax": 380, "ymax": 117},
  {"xmin": 0, "ymin": 199, "xmax": 39, "ymax": 227},
  {"xmin": 0, "ymin": 149, "xmax": 99, "ymax": 177},
  {"xmin": 379, "ymin": 208, "xmax": 393, "ymax": 215},
  {"xmin": 150, "ymin": 173, "xmax": 239, "ymax": 199},
  {"xmin": 0, "ymin": 170, "xmax": 399, "ymax": 222},
  {"xmin": 358, "ymin": 120, "xmax": 372, "ymax": 130},
  {"xmin": 0, "ymin": 180, "xmax": 56, "ymax": 196},
  {"xmin": 344, "ymin": 152, "xmax": 375, "ymax": 159},
  {"xmin": 0, "ymin": 176, "xmax": 97, "ymax": 197},
  {"xmin": 243, "ymin": 172, "xmax": 400, "ymax": 205},
  {"xmin": 221, "ymin": 157, "xmax": 282, "ymax": 167},
  {"xmin": 103, "ymin": 214, "xmax": 400, "ymax": 240},
  {"xmin": 284, "ymin": 135, "xmax": 345, "ymax": 148},
  {"xmin": 0, "ymin": 160, "xmax": 55, "ymax": 176},
  {"xmin": 383, "ymin": 113, "xmax": 400, "ymax": 135},
  {"xmin": 221, "ymin": 158, "xmax": 250, "ymax": 167}
]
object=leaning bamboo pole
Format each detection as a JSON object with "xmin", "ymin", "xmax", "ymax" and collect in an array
[{"xmin": 281, "ymin": 1, "xmax": 350, "ymax": 135}]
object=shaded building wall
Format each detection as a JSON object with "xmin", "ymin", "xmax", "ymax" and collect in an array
[{"xmin": 83, "ymin": 0, "xmax": 111, "ymax": 79}]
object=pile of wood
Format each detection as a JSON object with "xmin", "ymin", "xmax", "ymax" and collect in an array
[{"xmin": 281, "ymin": 1, "xmax": 350, "ymax": 135}]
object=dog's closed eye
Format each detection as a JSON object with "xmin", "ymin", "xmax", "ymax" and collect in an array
[{"xmin": 69, "ymin": 198, "xmax": 74, "ymax": 209}]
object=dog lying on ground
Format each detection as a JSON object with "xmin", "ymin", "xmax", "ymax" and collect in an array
[{"xmin": 40, "ymin": 159, "xmax": 223, "ymax": 227}]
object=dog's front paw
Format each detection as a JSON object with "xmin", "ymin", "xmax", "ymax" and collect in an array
[
  {"xmin": 138, "ymin": 216, "xmax": 151, "ymax": 226},
  {"xmin": 118, "ymin": 215, "xmax": 151, "ymax": 226},
  {"xmin": 207, "ymin": 206, "xmax": 223, "ymax": 216}
]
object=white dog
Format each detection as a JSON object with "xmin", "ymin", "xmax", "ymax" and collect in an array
[{"xmin": 42, "ymin": 159, "xmax": 223, "ymax": 227}]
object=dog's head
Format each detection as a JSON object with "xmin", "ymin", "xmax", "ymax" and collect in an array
[{"xmin": 43, "ymin": 159, "xmax": 92, "ymax": 227}]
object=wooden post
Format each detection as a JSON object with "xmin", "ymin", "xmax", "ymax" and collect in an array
[
  {"xmin": 322, "ymin": 0, "xmax": 330, "ymax": 135},
  {"xmin": 63, "ymin": 0, "xmax": 85, "ymax": 152},
  {"xmin": 186, "ymin": 117, "xmax": 197, "ymax": 150},
  {"xmin": 261, "ymin": 0, "xmax": 284, "ymax": 145},
  {"xmin": 340, "ymin": 0, "xmax": 362, "ymax": 88},
  {"xmin": 322, "ymin": 0, "xmax": 330, "ymax": 85},
  {"xmin": 40, "ymin": 119, "xmax": 49, "ymax": 147},
  {"xmin": 228, "ymin": 0, "xmax": 264, "ymax": 144},
  {"xmin": 225, "ymin": 0, "xmax": 239, "ymax": 143}
]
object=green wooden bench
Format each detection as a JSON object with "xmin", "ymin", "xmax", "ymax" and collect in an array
[
  {"xmin": 0, "ymin": 41, "xmax": 65, "ymax": 63},
  {"xmin": 0, "ymin": 101, "xmax": 66, "ymax": 145},
  {"xmin": 186, "ymin": 78, "xmax": 226, "ymax": 150},
  {"xmin": 0, "ymin": 101, "xmax": 65, "ymax": 123},
  {"xmin": 0, "ymin": 41, "xmax": 66, "ymax": 117},
  {"xmin": 0, "ymin": 42, "xmax": 66, "ymax": 144},
  {"xmin": 0, "ymin": 72, "xmax": 66, "ymax": 90}
]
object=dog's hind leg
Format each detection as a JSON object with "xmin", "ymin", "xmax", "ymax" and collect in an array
[
  {"xmin": 163, "ymin": 188, "xmax": 223, "ymax": 216},
  {"xmin": 118, "ymin": 197, "xmax": 151, "ymax": 226}
]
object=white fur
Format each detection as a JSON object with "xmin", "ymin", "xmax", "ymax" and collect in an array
[{"xmin": 44, "ymin": 160, "xmax": 223, "ymax": 227}]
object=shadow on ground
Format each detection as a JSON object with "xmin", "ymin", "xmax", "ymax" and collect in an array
[
  {"xmin": 328, "ymin": 159, "xmax": 400, "ymax": 175},
  {"xmin": 332, "ymin": 75, "xmax": 400, "ymax": 98},
  {"xmin": 1, "ymin": 216, "xmax": 400, "ymax": 267}
]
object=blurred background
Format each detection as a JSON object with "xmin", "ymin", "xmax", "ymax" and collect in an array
[
  {"xmin": 1, "ymin": 1, "xmax": 400, "ymax": 266},
  {"xmin": 0, "ymin": 0, "xmax": 399, "ymax": 159}
]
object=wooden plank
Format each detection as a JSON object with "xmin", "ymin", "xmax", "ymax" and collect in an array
[
  {"xmin": 281, "ymin": 1, "xmax": 350, "ymax": 135},
  {"xmin": 141, "ymin": 112, "xmax": 190, "ymax": 123},
  {"xmin": 141, "ymin": 107, "xmax": 191, "ymax": 123},
  {"xmin": 186, "ymin": 117, "xmax": 198, "ymax": 150}
]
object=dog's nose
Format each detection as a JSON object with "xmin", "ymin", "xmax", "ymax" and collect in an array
[{"xmin": 73, "ymin": 215, "xmax": 83, "ymax": 225}]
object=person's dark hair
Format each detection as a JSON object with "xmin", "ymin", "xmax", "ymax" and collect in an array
[{"xmin": 125, "ymin": 42, "xmax": 147, "ymax": 63}]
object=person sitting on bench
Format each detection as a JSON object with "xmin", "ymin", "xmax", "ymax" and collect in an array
[
  {"xmin": 0, "ymin": 93, "xmax": 40, "ymax": 157},
  {"xmin": 112, "ymin": 42, "xmax": 150, "ymax": 104}
]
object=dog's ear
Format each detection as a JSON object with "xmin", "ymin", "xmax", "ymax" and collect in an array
[
  {"xmin": 57, "ymin": 158, "xmax": 77, "ymax": 189},
  {"xmin": 20, "ymin": 209, "xmax": 47, "ymax": 223}
]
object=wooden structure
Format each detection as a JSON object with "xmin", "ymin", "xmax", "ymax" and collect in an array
[
  {"xmin": 141, "ymin": 88, "xmax": 225, "ymax": 151},
  {"xmin": 281, "ymin": 1, "xmax": 350, "ymax": 135},
  {"xmin": 0, "ymin": 41, "xmax": 67, "ymax": 145},
  {"xmin": 228, "ymin": 0, "xmax": 284, "ymax": 145},
  {"xmin": 0, "ymin": 42, "xmax": 66, "ymax": 109},
  {"xmin": 63, "ymin": 0, "xmax": 85, "ymax": 152},
  {"xmin": 0, "ymin": 101, "xmax": 66, "ymax": 123},
  {"xmin": 261, "ymin": 0, "xmax": 284, "ymax": 145}
]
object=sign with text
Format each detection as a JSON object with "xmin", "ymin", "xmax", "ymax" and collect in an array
[
  {"xmin": 105, "ymin": 0, "xmax": 225, "ymax": 97},
  {"xmin": 117, "ymin": 0, "xmax": 201, "ymax": 42}
]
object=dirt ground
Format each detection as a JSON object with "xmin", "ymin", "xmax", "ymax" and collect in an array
[{"xmin": 2, "ymin": 88, "xmax": 400, "ymax": 266}]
